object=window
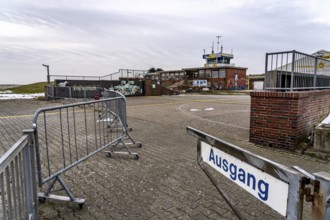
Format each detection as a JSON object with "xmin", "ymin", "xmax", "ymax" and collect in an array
[
  {"xmin": 198, "ymin": 70, "xmax": 205, "ymax": 78},
  {"xmin": 205, "ymin": 70, "xmax": 211, "ymax": 78},
  {"xmin": 219, "ymin": 70, "xmax": 225, "ymax": 78},
  {"xmin": 207, "ymin": 58, "xmax": 216, "ymax": 64},
  {"xmin": 212, "ymin": 70, "xmax": 218, "ymax": 78}
]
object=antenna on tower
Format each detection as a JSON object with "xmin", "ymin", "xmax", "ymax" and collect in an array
[
  {"xmin": 203, "ymin": 49, "xmax": 205, "ymax": 54},
  {"xmin": 216, "ymin": 35, "xmax": 221, "ymax": 53},
  {"xmin": 211, "ymin": 41, "xmax": 214, "ymax": 54}
]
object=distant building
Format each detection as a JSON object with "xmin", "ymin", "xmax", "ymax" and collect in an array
[
  {"xmin": 247, "ymin": 74, "xmax": 265, "ymax": 90},
  {"xmin": 182, "ymin": 66, "xmax": 247, "ymax": 90},
  {"xmin": 147, "ymin": 40, "xmax": 248, "ymax": 91}
]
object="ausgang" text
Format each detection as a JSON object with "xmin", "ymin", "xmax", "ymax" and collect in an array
[{"xmin": 209, "ymin": 148, "xmax": 269, "ymax": 201}]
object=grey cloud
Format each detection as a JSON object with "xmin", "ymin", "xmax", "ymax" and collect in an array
[{"xmin": 1, "ymin": 0, "xmax": 329, "ymax": 83}]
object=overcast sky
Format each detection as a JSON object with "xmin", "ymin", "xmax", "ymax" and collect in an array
[{"xmin": 1, "ymin": 0, "xmax": 329, "ymax": 84}]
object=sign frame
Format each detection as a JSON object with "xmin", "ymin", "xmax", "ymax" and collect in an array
[{"xmin": 187, "ymin": 126, "xmax": 304, "ymax": 219}]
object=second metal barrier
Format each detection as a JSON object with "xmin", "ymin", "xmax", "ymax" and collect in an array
[{"xmin": 32, "ymin": 96, "xmax": 141, "ymax": 207}]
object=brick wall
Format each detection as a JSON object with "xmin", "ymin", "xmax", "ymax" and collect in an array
[
  {"xmin": 144, "ymin": 79, "xmax": 178, "ymax": 96},
  {"xmin": 250, "ymin": 90, "xmax": 330, "ymax": 150}
]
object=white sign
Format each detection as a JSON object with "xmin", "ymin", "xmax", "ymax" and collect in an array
[
  {"xmin": 201, "ymin": 141, "xmax": 289, "ymax": 216},
  {"xmin": 193, "ymin": 80, "xmax": 207, "ymax": 87}
]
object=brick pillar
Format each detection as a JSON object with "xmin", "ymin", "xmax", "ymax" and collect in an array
[{"xmin": 250, "ymin": 90, "xmax": 330, "ymax": 151}]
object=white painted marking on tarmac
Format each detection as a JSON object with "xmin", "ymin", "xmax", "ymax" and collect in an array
[
  {"xmin": 190, "ymin": 107, "xmax": 215, "ymax": 112},
  {"xmin": 179, "ymin": 104, "xmax": 249, "ymax": 130},
  {"xmin": 190, "ymin": 108, "xmax": 201, "ymax": 112}
]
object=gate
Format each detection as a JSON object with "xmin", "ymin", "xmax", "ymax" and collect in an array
[
  {"xmin": 32, "ymin": 96, "xmax": 141, "ymax": 206},
  {"xmin": 187, "ymin": 126, "xmax": 330, "ymax": 220},
  {"xmin": 0, "ymin": 131, "xmax": 38, "ymax": 220}
]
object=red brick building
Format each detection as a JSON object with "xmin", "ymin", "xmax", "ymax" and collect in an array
[{"xmin": 147, "ymin": 50, "xmax": 247, "ymax": 90}]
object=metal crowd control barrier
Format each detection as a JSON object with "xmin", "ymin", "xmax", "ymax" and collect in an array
[
  {"xmin": 187, "ymin": 126, "xmax": 330, "ymax": 220},
  {"xmin": 101, "ymin": 90, "xmax": 141, "ymax": 157},
  {"xmin": 32, "ymin": 97, "xmax": 141, "ymax": 207},
  {"xmin": 0, "ymin": 130, "xmax": 38, "ymax": 220},
  {"xmin": 102, "ymin": 89, "xmax": 130, "ymax": 130}
]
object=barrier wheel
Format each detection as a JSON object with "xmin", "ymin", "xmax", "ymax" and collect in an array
[
  {"xmin": 79, "ymin": 203, "xmax": 84, "ymax": 209},
  {"xmin": 134, "ymin": 155, "xmax": 139, "ymax": 160},
  {"xmin": 138, "ymin": 143, "xmax": 142, "ymax": 148},
  {"xmin": 106, "ymin": 152, "xmax": 112, "ymax": 157},
  {"xmin": 39, "ymin": 197, "xmax": 46, "ymax": 203}
]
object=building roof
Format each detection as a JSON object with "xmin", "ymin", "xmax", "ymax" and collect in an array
[
  {"xmin": 311, "ymin": 50, "xmax": 330, "ymax": 59},
  {"xmin": 182, "ymin": 66, "xmax": 248, "ymax": 71},
  {"xmin": 202, "ymin": 52, "xmax": 234, "ymax": 59},
  {"xmin": 158, "ymin": 70, "xmax": 186, "ymax": 73},
  {"xmin": 247, "ymin": 74, "xmax": 265, "ymax": 79}
]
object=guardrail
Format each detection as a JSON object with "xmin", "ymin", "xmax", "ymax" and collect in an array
[
  {"xmin": 0, "ymin": 130, "xmax": 38, "ymax": 220},
  {"xmin": 102, "ymin": 69, "xmax": 148, "ymax": 80},
  {"xmin": 46, "ymin": 86, "xmax": 103, "ymax": 101},
  {"xmin": 32, "ymin": 96, "xmax": 141, "ymax": 206},
  {"xmin": 49, "ymin": 69, "xmax": 148, "ymax": 82},
  {"xmin": 264, "ymin": 50, "xmax": 330, "ymax": 91},
  {"xmin": 187, "ymin": 126, "xmax": 330, "ymax": 220}
]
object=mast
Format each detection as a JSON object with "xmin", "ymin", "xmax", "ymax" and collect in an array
[{"xmin": 216, "ymin": 36, "xmax": 221, "ymax": 53}]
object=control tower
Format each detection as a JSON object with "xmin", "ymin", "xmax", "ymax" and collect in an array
[{"xmin": 203, "ymin": 36, "xmax": 234, "ymax": 67}]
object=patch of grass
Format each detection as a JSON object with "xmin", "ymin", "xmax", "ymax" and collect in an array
[{"xmin": 1, "ymin": 82, "xmax": 48, "ymax": 94}]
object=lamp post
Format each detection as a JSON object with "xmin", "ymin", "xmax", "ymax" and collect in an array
[{"xmin": 42, "ymin": 64, "xmax": 50, "ymax": 85}]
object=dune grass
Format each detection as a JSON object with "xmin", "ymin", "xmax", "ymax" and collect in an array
[{"xmin": 1, "ymin": 82, "xmax": 48, "ymax": 94}]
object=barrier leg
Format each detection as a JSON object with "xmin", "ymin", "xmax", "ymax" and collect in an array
[
  {"xmin": 122, "ymin": 132, "xmax": 142, "ymax": 148},
  {"xmin": 105, "ymin": 138, "xmax": 139, "ymax": 160},
  {"xmin": 38, "ymin": 176, "xmax": 85, "ymax": 208}
]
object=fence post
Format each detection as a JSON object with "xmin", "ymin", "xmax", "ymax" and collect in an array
[
  {"xmin": 68, "ymin": 87, "xmax": 72, "ymax": 99},
  {"xmin": 23, "ymin": 130, "xmax": 38, "ymax": 220},
  {"xmin": 313, "ymin": 57, "xmax": 318, "ymax": 89},
  {"xmin": 290, "ymin": 50, "xmax": 296, "ymax": 92},
  {"xmin": 264, "ymin": 53, "xmax": 268, "ymax": 89},
  {"xmin": 312, "ymin": 172, "xmax": 330, "ymax": 220}
]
